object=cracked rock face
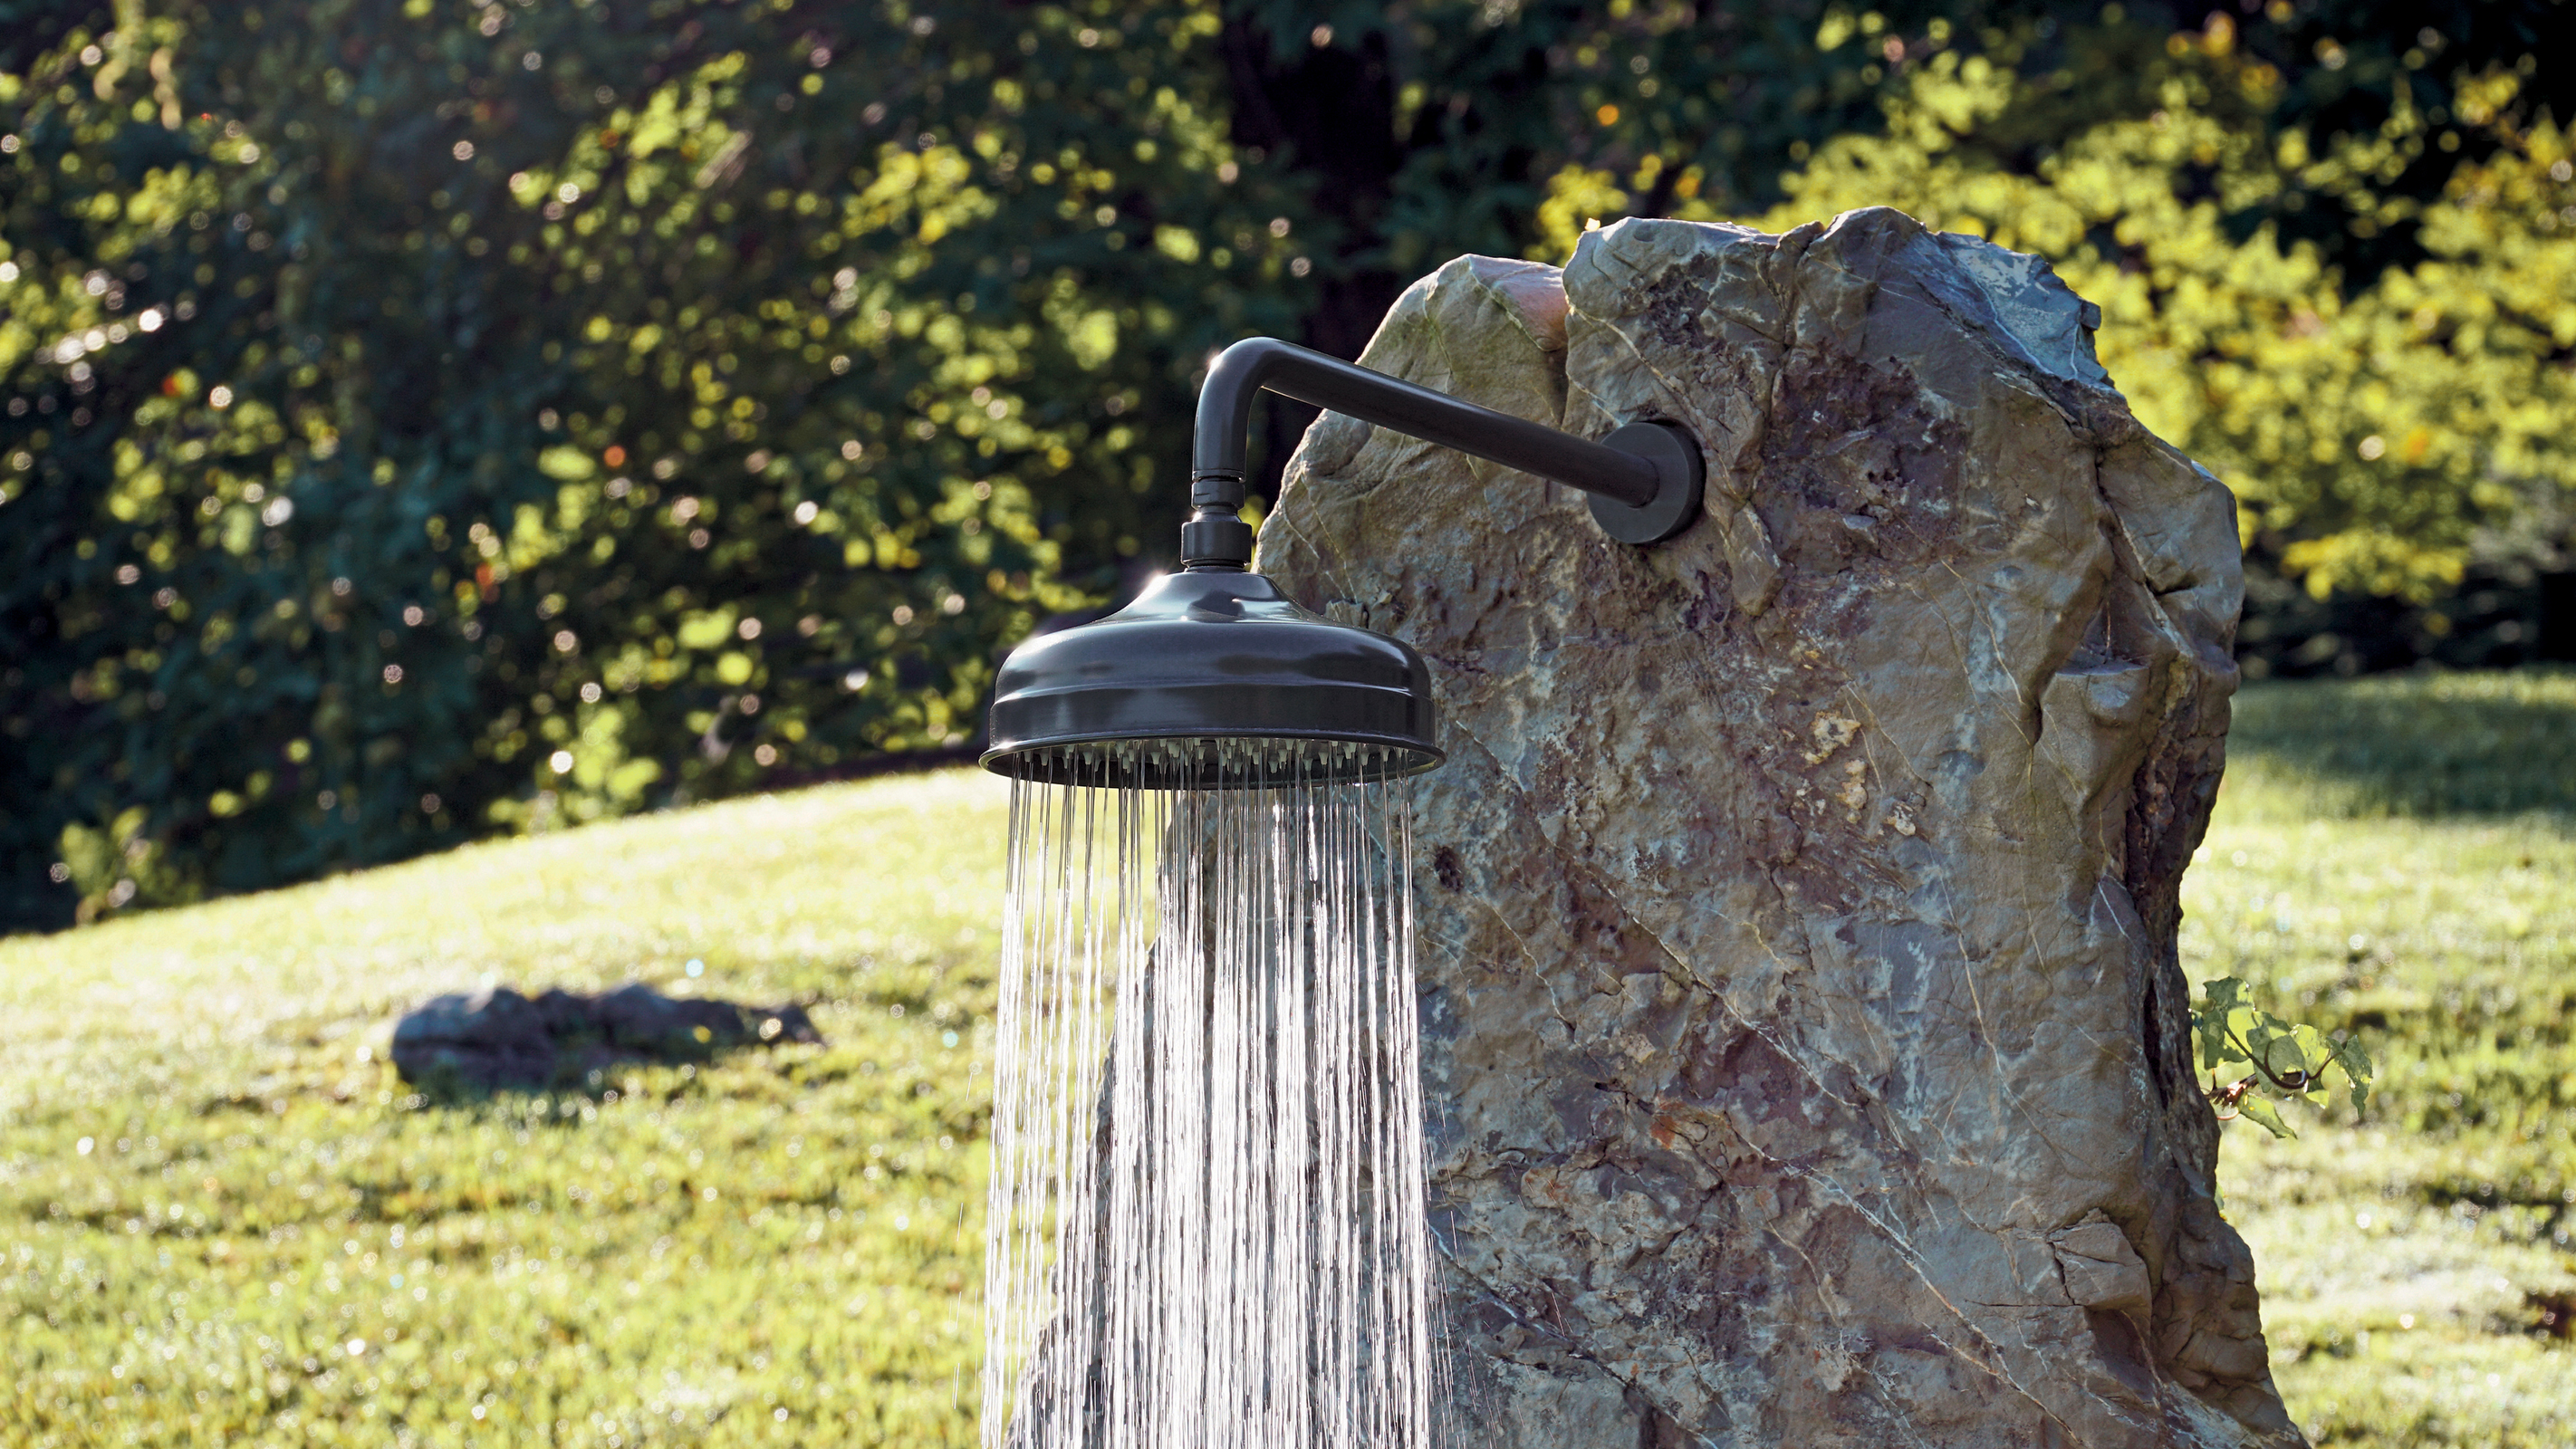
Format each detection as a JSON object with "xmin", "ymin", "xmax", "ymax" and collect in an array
[{"xmin": 1255, "ymin": 210, "xmax": 2297, "ymax": 1449}]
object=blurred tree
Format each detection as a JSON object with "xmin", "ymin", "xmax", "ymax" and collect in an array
[
  {"xmin": 6, "ymin": 0, "xmax": 2568, "ymax": 929},
  {"xmin": 1499, "ymin": 3, "xmax": 2573, "ymax": 677},
  {"xmin": 0, "ymin": 0, "xmax": 1308, "ymax": 928},
  {"xmin": 1216, "ymin": 0, "xmax": 2054, "ymax": 471},
  {"xmin": 1698, "ymin": 8, "xmax": 2576, "ymax": 677},
  {"xmin": 1, "ymin": 0, "xmax": 1946, "ymax": 930},
  {"xmin": 1221, "ymin": 2, "xmax": 2571, "ymax": 453}
]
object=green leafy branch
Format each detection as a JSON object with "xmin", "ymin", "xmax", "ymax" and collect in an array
[{"xmin": 2192, "ymin": 976, "xmax": 2375, "ymax": 1139}]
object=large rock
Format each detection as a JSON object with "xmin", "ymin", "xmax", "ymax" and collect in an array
[{"xmin": 1255, "ymin": 210, "xmax": 2293, "ymax": 1448}]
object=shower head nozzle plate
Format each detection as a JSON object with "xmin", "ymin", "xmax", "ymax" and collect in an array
[{"xmin": 982, "ymin": 571, "xmax": 1443, "ymax": 790}]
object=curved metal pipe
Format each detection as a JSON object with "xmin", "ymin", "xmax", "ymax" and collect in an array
[
  {"xmin": 1181, "ymin": 337, "xmax": 1700, "ymax": 569},
  {"xmin": 1190, "ymin": 338, "xmax": 1659, "ymax": 505}
]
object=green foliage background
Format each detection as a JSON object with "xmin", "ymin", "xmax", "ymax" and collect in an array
[
  {"xmin": 1, "ymin": 0, "xmax": 1312, "ymax": 930},
  {"xmin": 1728, "ymin": 13, "xmax": 2576, "ymax": 673},
  {"xmin": 5, "ymin": 0, "xmax": 2572, "ymax": 932}
]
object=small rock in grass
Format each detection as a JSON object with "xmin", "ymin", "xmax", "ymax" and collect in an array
[{"xmin": 391, "ymin": 983, "xmax": 822, "ymax": 1090}]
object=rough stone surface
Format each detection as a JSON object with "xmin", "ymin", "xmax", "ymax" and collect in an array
[
  {"xmin": 1256, "ymin": 209, "xmax": 2293, "ymax": 1448},
  {"xmin": 391, "ymin": 984, "xmax": 821, "ymax": 1089}
]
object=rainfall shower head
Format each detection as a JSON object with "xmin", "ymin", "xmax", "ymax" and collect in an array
[
  {"xmin": 980, "ymin": 569, "xmax": 1443, "ymax": 789},
  {"xmin": 977, "ymin": 337, "xmax": 1704, "ymax": 789}
]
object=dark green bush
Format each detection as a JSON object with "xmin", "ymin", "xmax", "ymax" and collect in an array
[
  {"xmin": 0, "ymin": 0, "xmax": 1312, "ymax": 926},
  {"xmin": 7, "ymin": 0, "xmax": 2567, "ymax": 929}
]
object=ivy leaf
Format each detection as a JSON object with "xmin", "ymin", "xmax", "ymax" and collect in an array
[
  {"xmin": 2196, "ymin": 978, "xmax": 2249, "ymax": 1070},
  {"xmin": 2286, "ymin": 1022, "xmax": 2337, "ymax": 1104},
  {"xmin": 2331, "ymin": 1037, "xmax": 2377, "ymax": 1112},
  {"xmin": 2232, "ymin": 1092, "xmax": 2297, "ymax": 1140},
  {"xmin": 2190, "ymin": 977, "xmax": 2375, "ymax": 1132}
]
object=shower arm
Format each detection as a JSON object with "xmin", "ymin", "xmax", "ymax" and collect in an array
[{"xmin": 1179, "ymin": 337, "xmax": 1706, "ymax": 569}]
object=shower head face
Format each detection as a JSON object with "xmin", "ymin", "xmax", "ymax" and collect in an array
[{"xmin": 982, "ymin": 571, "xmax": 1443, "ymax": 789}]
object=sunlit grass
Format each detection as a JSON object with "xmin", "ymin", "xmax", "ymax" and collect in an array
[
  {"xmin": 0, "ymin": 770, "xmax": 1010, "ymax": 1447},
  {"xmin": 2187, "ymin": 669, "xmax": 2576, "ymax": 1447},
  {"xmin": 4, "ymin": 671, "xmax": 2571, "ymax": 1447}
]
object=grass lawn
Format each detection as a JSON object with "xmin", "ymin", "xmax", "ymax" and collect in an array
[
  {"xmin": 2, "ymin": 670, "xmax": 2571, "ymax": 1447},
  {"xmin": 1, "ymin": 772, "xmax": 1011, "ymax": 1447},
  {"xmin": 2187, "ymin": 669, "xmax": 2576, "ymax": 1446}
]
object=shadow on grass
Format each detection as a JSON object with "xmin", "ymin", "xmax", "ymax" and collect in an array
[{"xmin": 2226, "ymin": 667, "xmax": 2576, "ymax": 819}]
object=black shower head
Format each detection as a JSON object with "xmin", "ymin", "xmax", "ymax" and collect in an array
[
  {"xmin": 980, "ymin": 570, "xmax": 1442, "ymax": 789},
  {"xmin": 979, "ymin": 337, "xmax": 1703, "ymax": 791}
]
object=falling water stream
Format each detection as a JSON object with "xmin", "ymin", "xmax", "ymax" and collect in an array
[{"xmin": 985, "ymin": 738, "xmax": 1444, "ymax": 1449}]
